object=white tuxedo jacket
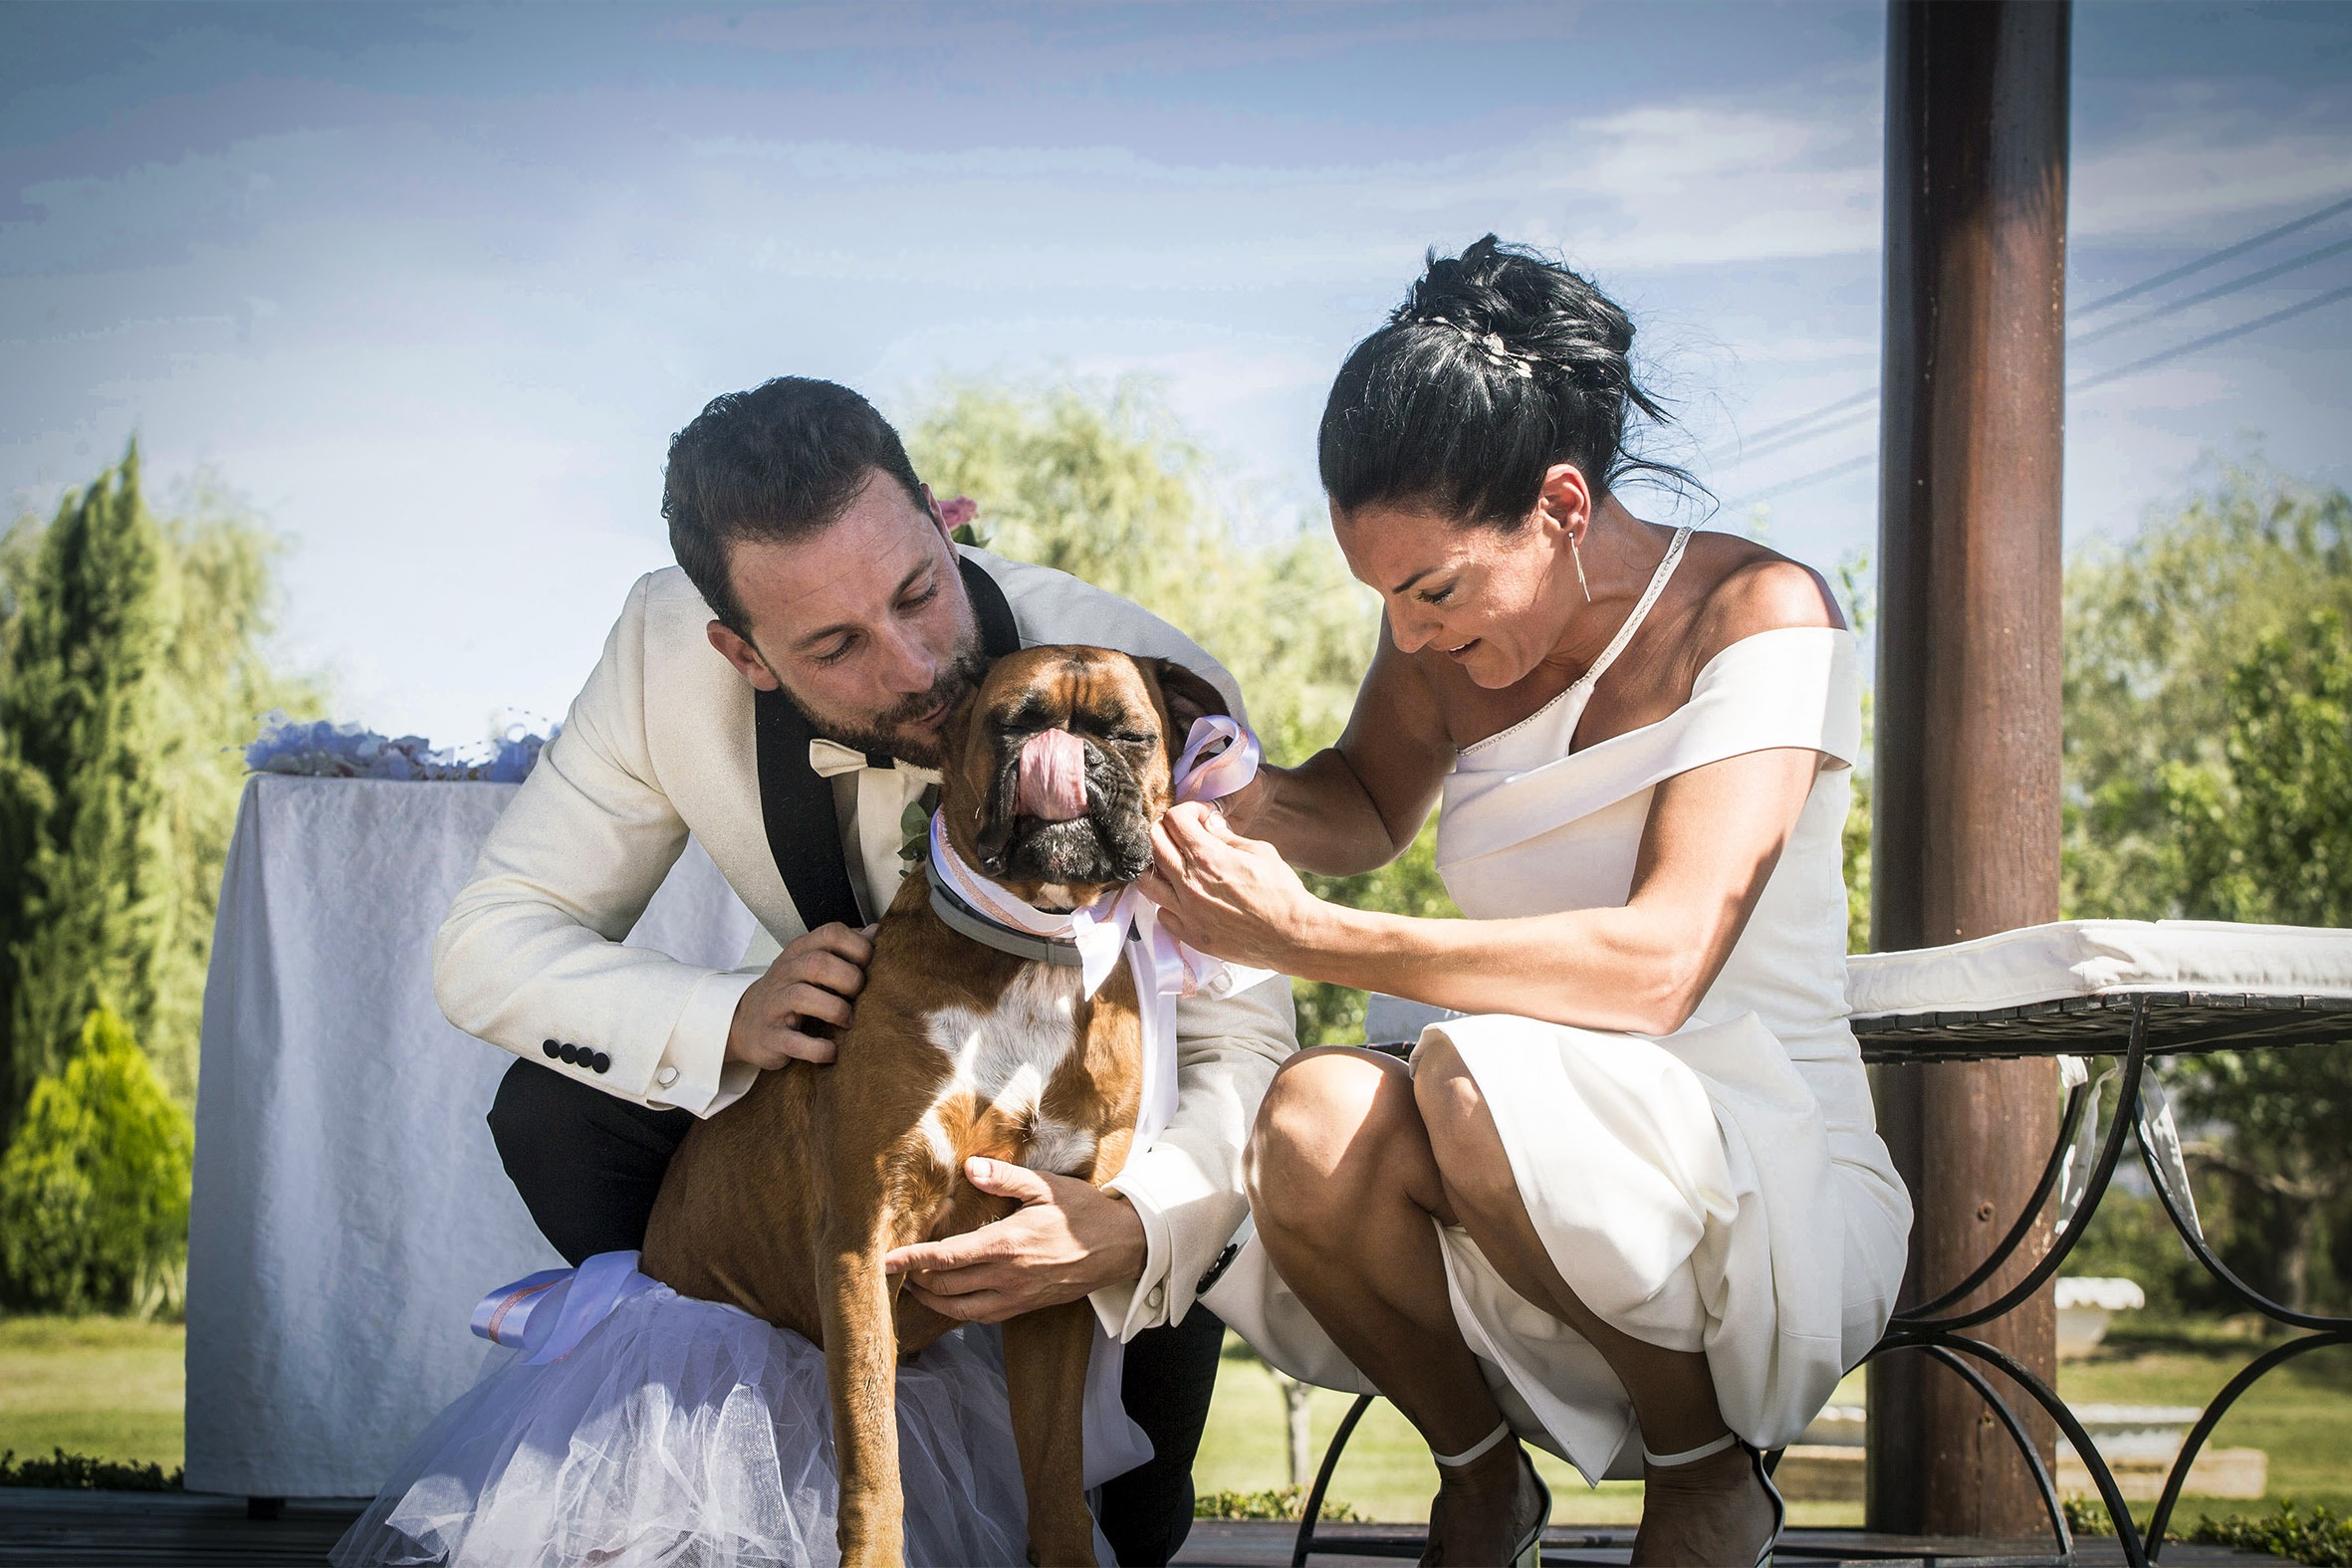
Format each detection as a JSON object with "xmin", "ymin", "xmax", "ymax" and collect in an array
[{"xmin": 434, "ymin": 548, "xmax": 1297, "ymax": 1337}]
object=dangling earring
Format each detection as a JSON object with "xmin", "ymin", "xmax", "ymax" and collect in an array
[{"xmin": 1571, "ymin": 533, "xmax": 1592, "ymax": 603}]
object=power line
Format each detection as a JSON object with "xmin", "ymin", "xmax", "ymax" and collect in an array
[
  {"xmin": 1735, "ymin": 282, "xmax": 2352, "ymax": 505},
  {"xmin": 2071, "ymin": 234, "xmax": 2352, "ymax": 350},
  {"xmin": 1732, "ymin": 387, "xmax": 1879, "ymax": 449},
  {"xmin": 2071, "ymin": 281, "xmax": 2352, "ymax": 392},
  {"xmin": 1713, "ymin": 403, "xmax": 1881, "ymax": 471},
  {"xmin": 1707, "ymin": 392, "xmax": 1878, "ymax": 470},
  {"xmin": 1740, "ymin": 452, "xmax": 1876, "ymax": 504},
  {"xmin": 1710, "ymin": 190, "xmax": 2352, "ymax": 470},
  {"xmin": 2073, "ymin": 192, "xmax": 2352, "ymax": 316}
]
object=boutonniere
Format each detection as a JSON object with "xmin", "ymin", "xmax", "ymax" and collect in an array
[{"xmin": 899, "ymin": 786, "xmax": 940, "ymax": 862}]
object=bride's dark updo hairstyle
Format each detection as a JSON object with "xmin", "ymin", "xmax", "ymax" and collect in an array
[{"xmin": 1319, "ymin": 235, "xmax": 1691, "ymax": 529}]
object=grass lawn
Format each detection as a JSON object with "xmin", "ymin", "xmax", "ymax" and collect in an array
[
  {"xmin": 5, "ymin": 1310, "xmax": 2344, "ymax": 1531},
  {"xmin": 0, "ymin": 1315, "xmax": 184, "ymax": 1473}
]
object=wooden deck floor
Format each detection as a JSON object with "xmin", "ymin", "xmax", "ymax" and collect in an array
[{"xmin": 0, "ymin": 1488, "xmax": 2281, "ymax": 1567}]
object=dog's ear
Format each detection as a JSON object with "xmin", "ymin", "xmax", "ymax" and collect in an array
[
  {"xmin": 1142, "ymin": 658, "xmax": 1230, "ymax": 756},
  {"xmin": 940, "ymin": 681, "xmax": 986, "ymax": 769},
  {"xmin": 939, "ymin": 682, "xmax": 1020, "ymax": 873}
]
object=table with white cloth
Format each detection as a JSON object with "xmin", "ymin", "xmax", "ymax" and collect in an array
[
  {"xmin": 184, "ymin": 775, "xmax": 756, "ymax": 1499},
  {"xmin": 1289, "ymin": 921, "xmax": 2352, "ymax": 1568}
]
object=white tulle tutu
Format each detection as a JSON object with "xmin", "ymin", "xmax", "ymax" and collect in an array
[{"xmin": 330, "ymin": 1282, "xmax": 1033, "ymax": 1568}]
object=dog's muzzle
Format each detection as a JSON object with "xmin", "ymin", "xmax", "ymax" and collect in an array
[{"xmin": 984, "ymin": 731, "xmax": 1154, "ymax": 886}]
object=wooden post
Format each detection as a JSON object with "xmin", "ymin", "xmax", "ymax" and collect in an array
[{"xmin": 1867, "ymin": 0, "xmax": 2070, "ymax": 1538}]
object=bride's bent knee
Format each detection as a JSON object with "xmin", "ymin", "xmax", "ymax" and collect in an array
[
  {"xmin": 1409, "ymin": 1037, "xmax": 1482, "ymax": 1138},
  {"xmin": 1409, "ymin": 1038, "xmax": 1518, "ymax": 1210},
  {"xmin": 1246, "ymin": 1048, "xmax": 1420, "ymax": 1237}
]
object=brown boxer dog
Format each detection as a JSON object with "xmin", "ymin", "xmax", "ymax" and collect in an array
[{"xmin": 639, "ymin": 644, "xmax": 1228, "ymax": 1568}]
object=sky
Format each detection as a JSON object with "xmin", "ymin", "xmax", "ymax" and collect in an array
[{"xmin": 4, "ymin": 1, "xmax": 2349, "ymax": 746}]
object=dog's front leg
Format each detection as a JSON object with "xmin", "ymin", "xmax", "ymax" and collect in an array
[
  {"xmin": 821, "ymin": 1226, "xmax": 904, "ymax": 1567},
  {"xmin": 1003, "ymin": 1299, "xmax": 1102, "ymax": 1567}
]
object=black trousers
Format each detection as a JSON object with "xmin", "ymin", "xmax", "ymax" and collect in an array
[{"xmin": 488, "ymin": 1058, "xmax": 1223, "ymax": 1566}]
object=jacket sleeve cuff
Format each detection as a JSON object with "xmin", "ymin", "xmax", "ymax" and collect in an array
[
  {"xmin": 645, "ymin": 967, "xmax": 763, "ymax": 1117},
  {"xmin": 1087, "ymin": 1182, "xmax": 1173, "ymax": 1342},
  {"xmin": 1115, "ymin": 1146, "xmax": 1249, "ymax": 1330}
]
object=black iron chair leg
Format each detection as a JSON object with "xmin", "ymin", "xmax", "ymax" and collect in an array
[
  {"xmin": 1917, "ymin": 1343, "xmax": 2074, "ymax": 1559},
  {"xmin": 1868, "ymin": 1328, "xmax": 2150, "ymax": 1568},
  {"xmin": 1903, "ymin": 1080, "xmax": 2091, "ymax": 1321},
  {"xmin": 1292, "ymin": 1392, "xmax": 1376, "ymax": 1568},
  {"xmin": 2144, "ymin": 1328, "xmax": 2352, "ymax": 1558},
  {"xmin": 1899, "ymin": 1005, "xmax": 2151, "ymax": 1336}
]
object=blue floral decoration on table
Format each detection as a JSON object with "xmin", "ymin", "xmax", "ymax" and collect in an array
[{"xmin": 244, "ymin": 711, "xmax": 560, "ymax": 783}]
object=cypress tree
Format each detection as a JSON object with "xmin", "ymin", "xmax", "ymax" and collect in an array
[{"xmin": 0, "ymin": 444, "xmax": 176, "ymax": 1140}]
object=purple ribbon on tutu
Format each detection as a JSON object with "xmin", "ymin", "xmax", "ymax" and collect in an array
[{"xmin": 471, "ymin": 1249, "xmax": 656, "ymax": 1365}]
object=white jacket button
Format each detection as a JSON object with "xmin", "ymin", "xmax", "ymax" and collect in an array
[
  {"xmin": 656, "ymin": 1066, "xmax": 679, "ymax": 1088},
  {"xmin": 1146, "ymin": 1284, "xmax": 1165, "ymax": 1311}
]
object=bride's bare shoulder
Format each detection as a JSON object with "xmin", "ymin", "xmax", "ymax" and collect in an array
[{"xmin": 1680, "ymin": 533, "xmax": 1845, "ymax": 662}]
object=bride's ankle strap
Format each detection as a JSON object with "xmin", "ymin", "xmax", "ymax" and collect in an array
[
  {"xmin": 1431, "ymin": 1421, "xmax": 1512, "ymax": 1468},
  {"xmin": 1642, "ymin": 1431, "xmax": 1738, "ymax": 1467}
]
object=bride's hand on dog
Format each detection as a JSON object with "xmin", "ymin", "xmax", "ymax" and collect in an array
[
  {"xmin": 723, "ymin": 922, "xmax": 876, "ymax": 1068},
  {"xmin": 1140, "ymin": 800, "xmax": 1332, "ymax": 970},
  {"xmin": 881, "ymin": 1159, "xmax": 1147, "ymax": 1322}
]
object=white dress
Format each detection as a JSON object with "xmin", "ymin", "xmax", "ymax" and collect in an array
[{"xmin": 1207, "ymin": 529, "xmax": 1913, "ymax": 1484}]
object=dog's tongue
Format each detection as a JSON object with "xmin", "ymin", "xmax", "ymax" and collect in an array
[{"xmin": 1015, "ymin": 729, "xmax": 1088, "ymax": 821}]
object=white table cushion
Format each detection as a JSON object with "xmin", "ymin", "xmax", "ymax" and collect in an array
[
  {"xmin": 1365, "ymin": 920, "xmax": 2352, "ymax": 1041},
  {"xmin": 1844, "ymin": 919, "xmax": 2352, "ymax": 1019}
]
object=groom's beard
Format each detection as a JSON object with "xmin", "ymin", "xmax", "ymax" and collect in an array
[{"xmin": 773, "ymin": 634, "xmax": 988, "ymax": 770}]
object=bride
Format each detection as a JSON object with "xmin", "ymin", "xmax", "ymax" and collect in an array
[{"xmin": 1151, "ymin": 236, "xmax": 1911, "ymax": 1567}]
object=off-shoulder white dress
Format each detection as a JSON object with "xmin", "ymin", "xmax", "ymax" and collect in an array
[{"xmin": 1208, "ymin": 530, "xmax": 1913, "ymax": 1484}]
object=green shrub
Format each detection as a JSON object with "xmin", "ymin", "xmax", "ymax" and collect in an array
[
  {"xmin": 2188, "ymin": 1503, "xmax": 2352, "ymax": 1567},
  {"xmin": 0, "ymin": 1447, "xmax": 182, "ymax": 1491},
  {"xmin": 0, "ymin": 1008, "xmax": 192, "ymax": 1313},
  {"xmin": 1194, "ymin": 1485, "xmax": 1361, "ymax": 1522},
  {"xmin": 2063, "ymin": 1493, "xmax": 2138, "ymax": 1537},
  {"xmin": 2066, "ymin": 1496, "xmax": 2352, "ymax": 1567}
]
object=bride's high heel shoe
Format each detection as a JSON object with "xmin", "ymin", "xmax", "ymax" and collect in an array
[
  {"xmin": 1640, "ymin": 1432, "xmax": 1784, "ymax": 1568},
  {"xmin": 1427, "ymin": 1421, "xmax": 1548, "ymax": 1567}
]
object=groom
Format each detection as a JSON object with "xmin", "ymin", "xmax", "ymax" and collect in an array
[{"xmin": 432, "ymin": 376, "xmax": 1296, "ymax": 1564}]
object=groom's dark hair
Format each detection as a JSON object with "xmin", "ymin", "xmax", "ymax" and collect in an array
[{"xmin": 662, "ymin": 377, "xmax": 929, "ymax": 634}]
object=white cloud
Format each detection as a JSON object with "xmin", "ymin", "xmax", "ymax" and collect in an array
[{"xmin": 2070, "ymin": 85, "xmax": 2352, "ymax": 241}]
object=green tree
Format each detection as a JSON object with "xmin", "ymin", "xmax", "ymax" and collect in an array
[
  {"xmin": 2165, "ymin": 610, "xmax": 2352, "ymax": 927},
  {"xmin": 2155, "ymin": 610, "xmax": 2352, "ymax": 1311},
  {"xmin": 2063, "ymin": 463, "xmax": 2352, "ymax": 921},
  {"xmin": 906, "ymin": 378, "xmax": 1457, "ymax": 1045},
  {"xmin": 0, "ymin": 1006, "xmax": 193, "ymax": 1314},
  {"xmin": 0, "ymin": 451, "xmax": 317, "ymax": 1127},
  {"xmin": 2061, "ymin": 467, "xmax": 2352, "ymax": 1313},
  {"xmin": 0, "ymin": 449, "xmax": 176, "ymax": 1134},
  {"xmin": 1833, "ymin": 551, "xmax": 1874, "ymax": 953},
  {"xmin": 912, "ymin": 380, "xmax": 1218, "ymax": 642}
]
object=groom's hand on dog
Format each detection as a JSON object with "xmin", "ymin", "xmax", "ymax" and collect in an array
[
  {"xmin": 880, "ymin": 1158, "xmax": 1149, "ymax": 1322},
  {"xmin": 723, "ymin": 922, "xmax": 876, "ymax": 1068}
]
